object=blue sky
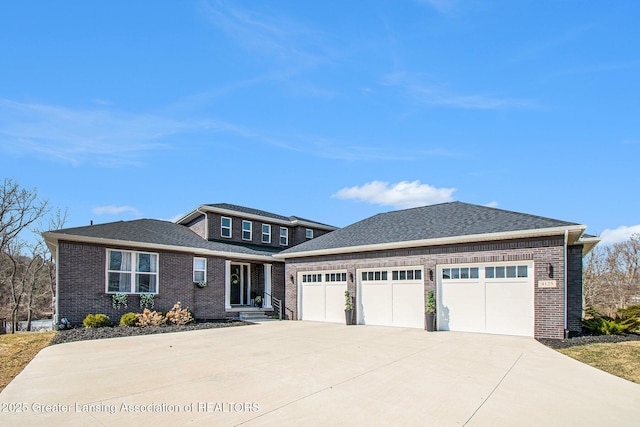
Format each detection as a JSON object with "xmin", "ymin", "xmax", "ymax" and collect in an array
[{"xmin": 1, "ymin": 1, "xmax": 639, "ymax": 245}]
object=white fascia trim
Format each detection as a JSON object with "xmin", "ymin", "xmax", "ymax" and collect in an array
[
  {"xmin": 579, "ymin": 236, "xmax": 601, "ymax": 256},
  {"xmin": 274, "ymin": 225, "xmax": 587, "ymax": 259},
  {"xmin": 176, "ymin": 205, "xmax": 337, "ymax": 231},
  {"xmin": 290, "ymin": 218, "xmax": 337, "ymax": 231},
  {"xmin": 43, "ymin": 232, "xmax": 279, "ymax": 263}
]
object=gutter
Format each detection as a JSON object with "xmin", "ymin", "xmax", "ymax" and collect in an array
[
  {"xmin": 275, "ymin": 225, "xmax": 587, "ymax": 259},
  {"xmin": 42, "ymin": 232, "xmax": 279, "ymax": 263}
]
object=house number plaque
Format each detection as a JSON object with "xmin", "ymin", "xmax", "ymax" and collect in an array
[{"xmin": 538, "ymin": 280, "xmax": 557, "ymax": 288}]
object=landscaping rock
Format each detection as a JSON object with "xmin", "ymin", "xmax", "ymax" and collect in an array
[
  {"xmin": 538, "ymin": 333, "xmax": 640, "ymax": 350},
  {"xmin": 50, "ymin": 320, "xmax": 252, "ymax": 345}
]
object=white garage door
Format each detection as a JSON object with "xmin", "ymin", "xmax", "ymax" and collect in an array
[
  {"xmin": 437, "ymin": 262, "xmax": 534, "ymax": 337},
  {"xmin": 299, "ymin": 272, "xmax": 347, "ymax": 323},
  {"xmin": 357, "ymin": 268, "xmax": 425, "ymax": 329}
]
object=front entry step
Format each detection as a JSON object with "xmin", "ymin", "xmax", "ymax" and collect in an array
[{"xmin": 238, "ymin": 311, "xmax": 276, "ymax": 322}]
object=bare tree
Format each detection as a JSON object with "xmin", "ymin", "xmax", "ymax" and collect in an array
[
  {"xmin": 584, "ymin": 234, "xmax": 640, "ymax": 316},
  {"xmin": 39, "ymin": 208, "xmax": 68, "ymax": 324},
  {"xmin": 23, "ymin": 241, "xmax": 50, "ymax": 331},
  {"xmin": 0, "ymin": 179, "xmax": 50, "ymax": 332},
  {"xmin": 0, "ymin": 178, "xmax": 48, "ymax": 254}
]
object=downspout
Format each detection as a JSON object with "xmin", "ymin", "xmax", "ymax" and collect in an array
[
  {"xmin": 196, "ymin": 206, "xmax": 209, "ymax": 240},
  {"xmin": 54, "ymin": 242, "xmax": 60, "ymax": 327},
  {"xmin": 563, "ymin": 229, "xmax": 569, "ymax": 338}
]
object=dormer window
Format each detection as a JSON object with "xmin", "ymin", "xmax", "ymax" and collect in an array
[
  {"xmin": 242, "ymin": 220, "xmax": 252, "ymax": 241},
  {"xmin": 305, "ymin": 229, "xmax": 314, "ymax": 239},
  {"xmin": 221, "ymin": 217, "xmax": 232, "ymax": 238},
  {"xmin": 280, "ymin": 227, "xmax": 289, "ymax": 246},
  {"xmin": 262, "ymin": 224, "xmax": 271, "ymax": 243}
]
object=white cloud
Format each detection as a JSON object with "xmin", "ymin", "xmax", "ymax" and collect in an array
[
  {"xmin": 93, "ymin": 206, "xmax": 141, "ymax": 216},
  {"xmin": 485, "ymin": 201, "xmax": 499, "ymax": 208},
  {"xmin": 332, "ymin": 180, "xmax": 455, "ymax": 209},
  {"xmin": 599, "ymin": 225, "xmax": 640, "ymax": 246}
]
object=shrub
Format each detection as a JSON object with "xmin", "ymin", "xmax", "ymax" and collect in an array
[
  {"xmin": 83, "ymin": 313, "xmax": 111, "ymax": 328},
  {"xmin": 582, "ymin": 307, "xmax": 640, "ymax": 335},
  {"xmin": 119, "ymin": 312, "xmax": 139, "ymax": 327},
  {"xmin": 426, "ymin": 291, "xmax": 436, "ymax": 314},
  {"xmin": 165, "ymin": 302, "xmax": 194, "ymax": 325},
  {"xmin": 136, "ymin": 309, "xmax": 166, "ymax": 327},
  {"xmin": 617, "ymin": 305, "xmax": 640, "ymax": 321}
]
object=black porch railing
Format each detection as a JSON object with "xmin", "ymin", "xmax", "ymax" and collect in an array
[{"xmin": 263, "ymin": 292, "xmax": 282, "ymax": 320}]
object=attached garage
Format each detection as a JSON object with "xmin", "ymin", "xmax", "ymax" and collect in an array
[
  {"xmin": 357, "ymin": 267, "xmax": 425, "ymax": 329},
  {"xmin": 298, "ymin": 271, "xmax": 347, "ymax": 323},
  {"xmin": 437, "ymin": 262, "xmax": 535, "ymax": 337},
  {"xmin": 280, "ymin": 202, "xmax": 598, "ymax": 339}
]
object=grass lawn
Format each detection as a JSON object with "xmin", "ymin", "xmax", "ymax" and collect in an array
[
  {"xmin": 0, "ymin": 331, "xmax": 56, "ymax": 392},
  {"xmin": 559, "ymin": 341, "xmax": 640, "ymax": 384}
]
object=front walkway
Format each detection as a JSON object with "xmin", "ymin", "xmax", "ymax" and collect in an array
[{"xmin": 1, "ymin": 321, "xmax": 639, "ymax": 426}]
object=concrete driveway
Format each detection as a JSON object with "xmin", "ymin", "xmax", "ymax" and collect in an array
[{"xmin": 1, "ymin": 321, "xmax": 639, "ymax": 426}]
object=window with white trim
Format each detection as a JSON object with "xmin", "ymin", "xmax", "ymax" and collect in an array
[
  {"xmin": 280, "ymin": 227, "xmax": 289, "ymax": 246},
  {"xmin": 242, "ymin": 220, "xmax": 252, "ymax": 241},
  {"xmin": 107, "ymin": 249, "xmax": 158, "ymax": 294},
  {"xmin": 305, "ymin": 228, "xmax": 314, "ymax": 239},
  {"xmin": 193, "ymin": 257, "xmax": 206, "ymax": 283},
  {"xmin": 221, "ymin": 217, "xmax": 232, "ymax": 238},
  {"xmin": 262, "ymin": 224, "xmax": 271, "ymax": 243}
]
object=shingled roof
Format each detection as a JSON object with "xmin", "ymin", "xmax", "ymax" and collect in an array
[
  {"xmin": 176, "ymin": 203, "xmax": 337, "ymax": 230},
  {"xmin": 44, "ymin": 219, "xmax": 280, "ymax": 259},
  {"xmin": 205, "ymin": 203, "xmax": 291, "ymax": 222},
  {"xmin": 277, "ymin": 202, "xmax": 587, "ymax": 257}
]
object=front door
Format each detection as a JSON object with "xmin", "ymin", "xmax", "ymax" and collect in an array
[{"xmin": 230, "ymin": 263, "xmax": 250, "ymax": 305}]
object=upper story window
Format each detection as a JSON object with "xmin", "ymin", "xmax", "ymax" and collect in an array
[
  {"xmin": 262, "ymin": 224, "xmax": 271, "ymax": 243},
  {"xmin": 305, "ymin": 229, "xmax": 314, "ymax": 239},
  {"xmin": 280, "ymin": 227, "xmax": 289, "ymax": 246},
  {"xmin": 242, "ymin": 220, "xmax": 252, "ymax": 241},
  {"xmin": 193, "ymin": 257, "xmax": 206, "ymax": 283},
  {"xmin": 221, "ymin": 217, "xmax": 232, "ymax": 238},
  {"xmin": 107, "ymin": 249, "xmax": 158, "ymax": 294}
]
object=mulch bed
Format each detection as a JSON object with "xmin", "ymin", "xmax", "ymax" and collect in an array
[
  {"xmin": 50, "ymin": 320, "xmax": 252, "ymax": 345},
  {"xmin": 537, "ymin": 333, "xmax": 640, "ymax": 350}
]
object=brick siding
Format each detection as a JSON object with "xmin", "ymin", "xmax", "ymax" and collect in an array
[
  {"xmin": 285, "ymin": 236, "xmax": 581, "ymax": 339},
  {"xmin": 57, "ymin": 241, "xmax": 284, "ymax": 325},
  {"xmin": 206, "ymin": 212, "xmax": 331, "ymax": 249}
]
